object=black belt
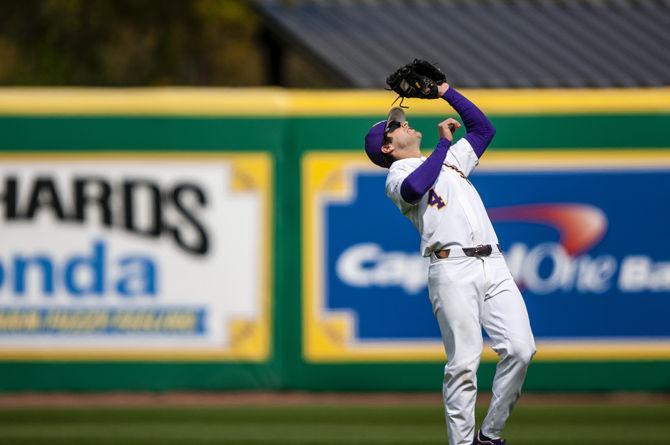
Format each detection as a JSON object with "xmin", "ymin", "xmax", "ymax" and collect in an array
[{"xmin": 434, "ymin": 244, "xmax": 501, "ymax": 259}]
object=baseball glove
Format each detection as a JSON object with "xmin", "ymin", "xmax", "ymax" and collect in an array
[{"xmin": 386, "ymin": 59, "xmax": 447, "ymax": 100}]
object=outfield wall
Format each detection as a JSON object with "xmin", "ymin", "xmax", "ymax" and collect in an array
[{"xmin": 0, "ymin": 88, "xmax": 669, "ymax": 391}]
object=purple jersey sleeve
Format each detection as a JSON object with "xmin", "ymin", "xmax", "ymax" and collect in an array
[
  {"xmin": 400, "ymin": 138, "xmax": 451, "ymax": 204},
  {"xmin": 443, "ymin": 88, "xmax": 496, "ymax": 158}
]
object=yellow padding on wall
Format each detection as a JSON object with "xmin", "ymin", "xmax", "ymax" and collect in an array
[{"xmin": 0, "ymin": 87, "xmax": 669, "ymax": 116}]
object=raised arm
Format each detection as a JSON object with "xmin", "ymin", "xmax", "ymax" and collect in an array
[
  {"xmin": 440, "ymin": 86, "xmax": 496, "ymax": 158},
  {"xmin": 399, "ymin": 119, "xmax": 459, "ymax": 204}
]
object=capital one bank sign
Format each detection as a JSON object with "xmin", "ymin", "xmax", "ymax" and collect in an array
[{"xmin": 304, "ymin": 155, "xmax": 670, "ymax": 362}]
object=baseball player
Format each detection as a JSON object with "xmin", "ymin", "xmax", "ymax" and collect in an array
[{"xmin": 364, "ymin": 61, "xmax": 536, "ymax": 445}]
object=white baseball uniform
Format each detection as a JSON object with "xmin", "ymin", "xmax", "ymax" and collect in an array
[{"xmin": 386, "ymin": 137, "xmax": 536, "ymax": 445}]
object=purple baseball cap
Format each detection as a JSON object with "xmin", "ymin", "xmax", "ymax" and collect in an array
[{"xmin": 364, "ymin": 107, "xmax": 406, "ymax": 168}]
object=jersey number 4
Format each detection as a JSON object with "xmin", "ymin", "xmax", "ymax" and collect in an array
[{"xmin": 427, "ymin": 189, "xmax": 446, "ymax": 209}]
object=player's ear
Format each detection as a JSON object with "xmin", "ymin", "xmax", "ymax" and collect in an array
[{"xmin": 381, "ymin": 143, "xmax": 393, "ymax": 155}]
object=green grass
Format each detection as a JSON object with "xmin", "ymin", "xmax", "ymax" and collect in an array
[{"xmin": 0, "ymin": 404, "xmax": 668, "ymax": 444}]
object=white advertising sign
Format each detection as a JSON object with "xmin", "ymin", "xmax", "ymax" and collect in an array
[{"xmin": 0, "ymin": 153, "xmax": 271, "ymax": 361}]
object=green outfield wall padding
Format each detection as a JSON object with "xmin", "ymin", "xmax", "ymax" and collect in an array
[{"xmin": 0, "ymin": 89, "xmax": 669, "ymax": 392}]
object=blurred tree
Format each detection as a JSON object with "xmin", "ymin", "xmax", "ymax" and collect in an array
[{"xmin": 0, "ymin": 0, "xmax": 270, "ymax": 86}]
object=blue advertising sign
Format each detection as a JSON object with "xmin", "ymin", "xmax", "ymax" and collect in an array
[{"xmin": 302, "ymin": 151, "xmax": 670, "ymax": 362}]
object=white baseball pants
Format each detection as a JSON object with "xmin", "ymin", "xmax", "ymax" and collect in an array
[{"xmin": 428, "ymin": 252, "xmax": 536, "ymax": 445}]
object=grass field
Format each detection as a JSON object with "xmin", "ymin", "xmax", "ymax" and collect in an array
[{"xmin": 1, "ymin": 402, "xmax": 669, "ymax": 444}]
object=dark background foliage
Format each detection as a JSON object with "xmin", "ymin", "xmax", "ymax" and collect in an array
[{"xmin": 0, "ymin": 0, "xmax": 328, "ymax": 87}]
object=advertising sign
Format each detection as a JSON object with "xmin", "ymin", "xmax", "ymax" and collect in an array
[
  {"xmin": 303, "ymin": 150, "xmax": 670, "ymax": 362},
  {"xmin": 0, "ymin": 153, "xmax": 271, "ymax": 361}
]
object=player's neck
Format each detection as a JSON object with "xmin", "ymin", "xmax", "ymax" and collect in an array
[{"xmin": 393, "ymin": 146, "xmax": 422, "ymax": 161}]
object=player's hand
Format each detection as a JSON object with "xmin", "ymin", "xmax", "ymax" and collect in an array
[
  {"xmin": 437, "ymin": 83, "xmax": 450, "ymax": 97},
  {"xmin": 438, "ymin": 118, "xmax": 461, "ymax": 142}
]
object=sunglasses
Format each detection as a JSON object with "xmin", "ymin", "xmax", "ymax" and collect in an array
[
  {"xmin": 383, "ymin": 120, "xmax": 404, "ymax": 145},
  {"xmin": 386, "ymin": 120, "xmax": 403, "ymax": 134}
]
